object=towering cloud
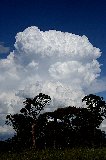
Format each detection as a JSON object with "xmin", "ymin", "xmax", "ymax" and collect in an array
[{"xmin": 0, "ymin": 26, "xmax": 105, "ymax": 136}]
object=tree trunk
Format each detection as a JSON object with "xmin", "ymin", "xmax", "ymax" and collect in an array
[
  {"xmin": 53, "ymin": 117, "xmax": 57, "ymax": 149},
  {"xmin": 32, "ymin": 122, "xmax": 36, "ymax": 148}
]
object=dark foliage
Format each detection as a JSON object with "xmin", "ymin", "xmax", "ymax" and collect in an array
[
  {"xmin": 4, "ymin": 94, "xmax": 106, "ymax": 151},
  {"xmin": 5, "ymin": 93, "xmax": 51, "ymax": 150}
]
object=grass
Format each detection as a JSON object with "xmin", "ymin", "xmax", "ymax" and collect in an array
[{"xmin": 1, "ymin": 148, "xmax": 106, "ymax": 160}]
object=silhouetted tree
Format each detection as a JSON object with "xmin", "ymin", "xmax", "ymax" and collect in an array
[
  {"xmin": 6, "ymin": 94, "xmax": 106, "ymax": 149},
  {"xmin": 6, "ymin": 93, "xmax": 51, "ymax": 148},
  {"xmin": 6, "ymin": 114, "xmax": 33, "ymax": 150},
  {"xmin": 82, "ymin": 94, "xmax": 106, "ymax": 125},
  {"xmin": 82, "ymin": 94, "xmax": 106, "ymax": 146},
  {"xmin": 36, "ymin": 106, "xmax": 85, "ymax": 148},
  {"xmin": 36, "ymin": 98, "xmax": 106, "ymax": 148}
]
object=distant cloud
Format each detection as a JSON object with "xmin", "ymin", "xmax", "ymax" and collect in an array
[
  {"xmin": 0, "ymin": 125, "xmax": 14, "ymax": 134},
  {"xmin": 0, "ymin": 125, "xmax": 15, "ymax": 140},
  {"xmin": 0, "ymin": 26, "xmax": 106, "ymax": 137},
  {"xmin": 0, "ymin": 43, "xmax": 10, "ymax": 54}
]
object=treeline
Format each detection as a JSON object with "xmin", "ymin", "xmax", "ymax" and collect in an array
[{"xmin": 1, "ymin": 93, "xmax": 106, "ymax": 152}]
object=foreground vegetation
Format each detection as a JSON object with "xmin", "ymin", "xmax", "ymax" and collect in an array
[
  {"xmin": 1, "ymin": 93, "xmax": 106, "ymax": 159},
  {"xmin": 5, "ymin": 94, "xmax": 106, "ymax": 149},
  {"xmin": 1, "ymin": 148, "xmax": 106, "ymax": 160}
]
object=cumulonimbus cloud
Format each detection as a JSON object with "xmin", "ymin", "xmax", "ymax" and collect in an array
[{"xmin": 0, "ymin": 26, "xmax": 106, "ymax": 136}]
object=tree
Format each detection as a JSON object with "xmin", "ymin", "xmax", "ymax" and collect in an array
[
  {"xmin": 36, "ymin": 106, "xmax": 87, "ymax": 148},
  {"xmin": 6, "ymin": 93, "xmax": 106, "ymax": 149},
  {"xmin": 6, "ymin": 113, "xmax": 33, "ymax": 150},
  {"xmin": 36, "ymin": 100, "xmax": 106, "ymax": 148},
  {"xmin": 6, "ymin": 93, "xmax": 51, "ymax": 148},
  {"xmin": 82, "ymin": 94, "xmax": 106, "ymax": 146},
  {"xmin": 82, "ymin": 94, "xmax": 106, "ymax": 128}
]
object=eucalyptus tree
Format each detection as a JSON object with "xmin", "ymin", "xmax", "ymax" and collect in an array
[
  {"xmin": 82, "ymin": 94, "xmax": 106, "ymax": 129},
  {"xmin": 6, "ymin": 93, "xmax": 51, "ymax": 148},
  {"xmin": 82, "ymin": 94, "xmax": 106, "ymax": 146}
]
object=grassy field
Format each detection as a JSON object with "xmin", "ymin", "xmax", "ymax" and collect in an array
[{"xmin": 1, "ymin": 148, "xmax": 106, "ymax": 160}]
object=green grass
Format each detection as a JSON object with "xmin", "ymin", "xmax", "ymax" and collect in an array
[{"xmin": 1, "ymin": 148, "xmax": 106, "ymax": 160}]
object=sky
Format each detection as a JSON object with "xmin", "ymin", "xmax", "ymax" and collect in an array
[{"xmin": 0, "ymin": 0, "xmax": 106, "ymax": 139}]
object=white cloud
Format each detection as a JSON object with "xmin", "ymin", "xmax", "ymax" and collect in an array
[
  {"xmin": 49, "ymin": 60, "xmax": 100, "ymax": 84},
  {"xmin": 0, "ymin": 43, "xmax": 10, "ymax": 54},
  {"xmin": 0, "ymin": 26, "xmax": 105, "ymax": 136},
  {"xmin": 0, "ymin": 125, "xmax": 14, "ymax": 134}
]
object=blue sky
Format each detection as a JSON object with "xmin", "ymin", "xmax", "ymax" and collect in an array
[{"xmin": 0, "ymin": 0, "xmax": 106, "ymax": 96}]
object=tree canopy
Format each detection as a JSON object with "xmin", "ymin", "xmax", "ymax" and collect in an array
[{"xmin": 5, "ymin": 93, "xmax": 106, "ymax": 150}]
